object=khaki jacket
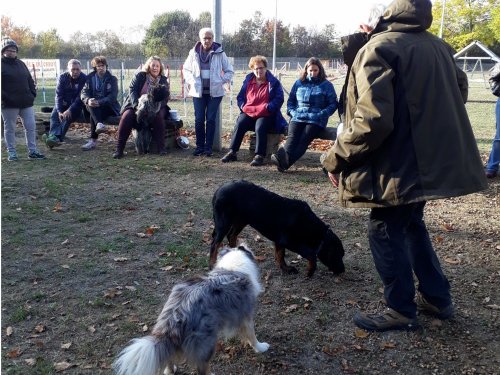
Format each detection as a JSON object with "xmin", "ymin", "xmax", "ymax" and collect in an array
[{"xmin": 322, "ymin": 0, "xmax": 487, "ymax": 208}]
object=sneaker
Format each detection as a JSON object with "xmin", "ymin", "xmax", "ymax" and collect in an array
[
  {"xmin": 250, "ymin": 155, "xmax": 264, "ymax": 166},
  {"xmin": 95, "ymin": 122, "xmax": 107, "ymax": 134},
  {"xmin": 28, "ymin": 150, "xmax": 46, "ymax": 160},
  {"xmin": 353, "ymin": 308, "xmax": 421, "ymax": 332},
  {"xmin": 46, "ymin": 134, "xmax": 61, "ymax": 149},
  {"xmin": 221, "ymin": 151, "xmax": 237, "ymax": 163},
  {"xmin": 415, "ymin": 293, "xmax": 454, "ymax": 320},
  {"xmin": 7, "ymin": 151, "xmax": 18, "ymax": 161},
  {"xmin": 271, "ymin": 154, "xmax": 284, "ymax": 172},
  {"xmin": 112, "ymin": 150, "xmax": 124, "ymax": 159},
  {"xmin": 192, "ymin": 148, "xmax": 204, "ymax": 156},
  {"xmin": 486, "ymin": 170, "xmax": 497, "ymax": 179},
  {"xmin": 271, "ymin": 147, "xmax": 288, "ymax": 172},
  {"xmin": 82, "ymin": 139, "xmax": 96, "ymax": 151}
]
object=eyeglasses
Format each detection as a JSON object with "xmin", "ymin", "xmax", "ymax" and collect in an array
[
  {"xmin": 4, "ymin": 49, "xmax": 17, "ymax": 53},
  {"xmin": 253, "ymin": 66, "xmax": 265, "ymax": 71}
]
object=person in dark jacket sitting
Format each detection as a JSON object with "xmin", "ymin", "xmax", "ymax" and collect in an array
[
  {"xmin": 1, "ymin": 38, "xmax": 45, "ymax": 161},
  {"xmin": 112, "ymin": 56, "xmax": 170, "ymax": 159},
  {"xmin": 80, "ymin": 56, "xmax": 120, "ymax": 151},
  {"xmin": 221, "ymin": 55, "xmax": 287, "ymax": 166},
  {"xmin": 44, "ymin": 59, "xmax": 87, "ymax": 148}
]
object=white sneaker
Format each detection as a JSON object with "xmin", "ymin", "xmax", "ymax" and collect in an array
[
  {"xmin": 82, "ymin": 139, "xmax": 96, "ymax": 150},
  {"xmin": 96, "ymin": 122, "xmax": 107, "ymax": 134}
]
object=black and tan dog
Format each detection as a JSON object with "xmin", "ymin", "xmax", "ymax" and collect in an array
[{"xmin": 210, "ymin": 180, "xmax": 345, "ymax": 277}]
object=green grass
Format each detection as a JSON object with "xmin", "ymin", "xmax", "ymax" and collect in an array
[{"xmin": 9, "ymin": 306, "xmax": 31, "ymax": 323}]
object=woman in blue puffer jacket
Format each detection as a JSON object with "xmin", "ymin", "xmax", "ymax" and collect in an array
[{"xmin": 271, "ymin": 57, "xmax": 338, "ymax": 171}]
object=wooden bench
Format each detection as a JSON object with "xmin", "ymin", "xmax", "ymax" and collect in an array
[
  {"xmin": 248, "ymin": 126, "xmax": 337, "ymax": 159},
  {"xmin": 35, "ymin": 107, "xmax": 120, "ymax": 135},
  {"xmin": 35, "ymin": 106, "xmax": 184, "ymax": 154}
]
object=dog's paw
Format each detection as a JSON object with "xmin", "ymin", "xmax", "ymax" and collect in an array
[{"xmin": 254, "ymin": 342, "xmax": 270, "ymax": 353}]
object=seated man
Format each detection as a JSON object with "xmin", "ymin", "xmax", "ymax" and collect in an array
[
  {"xmin": 80, "ymin": 56, "xmax": 121, "ymax": 151},
  {"xmin": 44, "ymin": 59, "xmax": 87, "ymax": 148}
]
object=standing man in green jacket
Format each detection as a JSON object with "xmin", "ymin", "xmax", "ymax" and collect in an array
[{"xmin": 322, "ymin": 0, "xmax": 487, "ymax": 332}]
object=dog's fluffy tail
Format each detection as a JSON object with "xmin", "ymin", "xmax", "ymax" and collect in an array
[{"xmin": 113, "ymin": 335, "xmax": 169, "ymax": 375}]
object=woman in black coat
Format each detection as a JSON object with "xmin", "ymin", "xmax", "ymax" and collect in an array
[{"xmin": 112, "ymin": 56, "xmax": 170, "ymax": 159}]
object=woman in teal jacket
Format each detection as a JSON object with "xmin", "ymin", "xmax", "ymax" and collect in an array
[{"xmin": 271, "ymin": 57, "xmax": 338, "ymax": 172}]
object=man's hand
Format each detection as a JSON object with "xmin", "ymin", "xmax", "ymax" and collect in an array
[
  {"xmin": 328, "ymin": 172, "xmax": 339, "ymax": 188},
  {"xmin": 88, "ymin": 98, "xmax": 100, "ymax": 107}
]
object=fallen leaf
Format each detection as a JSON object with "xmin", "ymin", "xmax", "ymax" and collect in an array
[
  {"xmin": 104, "ymin": 288, "xmax": 122, "ymax": 298},
  {"xmin": 53, "ymin": 202, "xmax": 62, "ymax": 212},
  {"xmin": 381, "ymin": 341, "xmax": 396, "ymax": 349},
  {"xmin": 255, "ymin": 255, "xmax": 266, "ymax": 262},
  {"xmin": 61, "ymin": 239, "xmax": 69, "ymax": 245},
  {"xmin": 34, "ymin": 324, "xmax": 46, "ymax": 333},
  {"xmin": 67, "ymin": 253, "xmax": 75, "ymax": 259},
  {"xmin": 441, "ymin": 223, "xmax": 454, "ymax": 232},
  {"xmin": 284, "ymin": 304, "xmax": 299, "ymax": 313},
  {"xmin": 88, "ymin": 325, "xmax": 96, "ymax": 333},
  {"xmin": 6, "ymin": 326, "xmax": 13, "ymax": 336},
  {"xmin": 136, "ymin": 233, "xmax": 147, "ymax": 238},
  {"xmin": 436, "ymin": 235, "xmax": 445, "ymax": 243},
  {"xmin": 161, "ymin": 265, "xmax": 174, "ymax": 271},
  {"xmin": 61, "ymin": 264, "xmax": 70, "ymax": 269},
  {"xmin": 444, "ymin": 257, "xmax": 460, "ymax": 265},
  {"xmin": 113, "ymin": 257, "xmax": 128, "ymax": 262},
  {"xmin": 142, "ymin": 324, "xmax": 148, "ymax": 332},
  {"xmin": 6, "ymin": 348, "xmax": 22, "ymax": 358},
  {"xmin": 486, "ymin": 304, "xmax": 500, "ymax": 310},
  {"xmin": 54, "ymin": 361, "xmax": 75, "ymax": 372},
  {"xmin": 25, "ymin": 358, "xmax": 36, "ymax": 366},
  {"xmin": 61, "ymin": 342, "xmax": 72, "ymax": 349},
  {"xmin": 354, "ymin": 328, "xmax": 369, "ymax": 338}
]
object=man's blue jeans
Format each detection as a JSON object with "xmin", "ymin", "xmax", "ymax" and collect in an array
[
  {"xmin": 368, "ymin": 202, "xmax": 451, "ymax": 318},
  {"xmin": 193, "ymin": 94, "xmax": 223, "ymax": 153},
  {"xmin": 486, "ymin": 98, "xmax": 500, "ymax": 173},
  {"xmin": 49, "ymin": 107, "xmax": 81, "ymax": 141}
]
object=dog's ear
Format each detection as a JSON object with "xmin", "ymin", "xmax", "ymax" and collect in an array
[{"xmin": 152, "ymin": 84, "xmax": 168, "ymax": 103}]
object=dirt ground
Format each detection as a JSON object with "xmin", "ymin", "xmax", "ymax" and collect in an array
[{"xmin": 1, "ymin": 125, "xmax": 499, "ymax": 375}]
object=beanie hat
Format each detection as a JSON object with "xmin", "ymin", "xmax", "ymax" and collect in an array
[{"xmin": 2, "ymin": 38, "xmax": 19, "ymax": 53}]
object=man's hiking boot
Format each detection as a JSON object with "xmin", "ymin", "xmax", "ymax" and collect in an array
[
  {"xmin": 354, "ymin": 308, "xmax": 421, "ymax": 332},
  {"xmin": 415, "ymin": 293, "xmax": 454, "ymax": 320},
  {"xmin": 221, "ymin": 151, "xmax": 237, "ymax": 163}
]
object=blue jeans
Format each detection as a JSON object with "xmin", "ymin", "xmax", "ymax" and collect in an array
[
  {"xmin": 229, "ymin": 113, "xmax": 274, "ymax": 156},
  {"xmin": 486, "ymin": 98, "xmax": 500, "ymax": 173},
  {"xmin": 368, "ymin": 202, "xmax": 451, "ymax": 319},
  {"xmin": 283, "ymin": 121, "xmax": 322, "ymax": 167},
  {"xmin": 49, "ymin": 107, "xmax": 82, "ymax": 141},
  {"xmin": 193, "ymin": 95, "xmax": 223, "ymax": 153}
]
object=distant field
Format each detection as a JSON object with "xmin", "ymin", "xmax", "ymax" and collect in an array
[{"xmin": 34, "ymin": 70, "xmax": 497, "ymax": 153}]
